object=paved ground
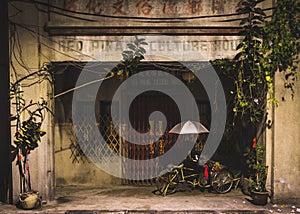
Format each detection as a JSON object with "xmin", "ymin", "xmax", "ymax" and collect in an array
[{"xmin": 0, "ymin": 185, "xmax": 299, "ymax": 213}]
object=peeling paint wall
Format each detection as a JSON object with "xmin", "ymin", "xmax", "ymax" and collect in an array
[
  {"xmin": 9, "ymin": 1, "xmax": 55, "ymax": 202},
  {"xmin": 266, "ymin": 71, "xmax": 300, "ymax": 204}
]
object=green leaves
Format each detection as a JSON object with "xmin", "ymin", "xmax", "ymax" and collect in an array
[
  {"xmin": 261, "ymin": 0, "xmax": 300, "ymax": 100},
  {"xmin": 213, "ymin": 0, "xmax": 299, "ymax": 127},
  {"xmin": 211, "ymin": 1, "xmax": 298, "ymax": 193},
  {"xmin": 230, "ymin": 0, "xmax": 268, "ymax": 124},
  {"xmin": 122, "ymin": 36, "xmax": 147, "ymax": 62},
  {"xmin": 14, "ymin": 119, "xmax": 46, "ymax": 153},
  {"xmin": 11, "ymin": 83, "xmax": 51, "ymax": 158},
  {"xmin": 244, "ymin": 141, "xmax": 268, "ymax": 192},
  {"xmin": 114, "ymin": 36, "xmax": 148, "ymax": 80}
]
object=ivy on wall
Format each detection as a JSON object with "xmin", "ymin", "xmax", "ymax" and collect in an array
[
  {"xmin": 212, "ymin": 0, "xmax": 300, "ymax": 128},
  {"xmin": 210, "ymin": 0, "xmax": 300, "ymax": 177}
]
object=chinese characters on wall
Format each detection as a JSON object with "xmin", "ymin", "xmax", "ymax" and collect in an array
[{"xmin": 62, "ymin": 0, "xmax": 234, "ymax": 17}]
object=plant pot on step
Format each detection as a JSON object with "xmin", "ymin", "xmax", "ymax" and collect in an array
[
  {"xmin": 16, "ymin": 191, "xmax": 41, "ymax": 210},
  {"xmin": 251, "ymin": 190, "xmax": 269, "ymax": 206}
]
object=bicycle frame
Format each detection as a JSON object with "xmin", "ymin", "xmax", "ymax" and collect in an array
[
  {"xmin": 177, "ymin": 164, "xmax": 209, "ymax": 188},
  {"xmin": 156, "ymin": 159, "xmax": 241, "ymax": 196}
]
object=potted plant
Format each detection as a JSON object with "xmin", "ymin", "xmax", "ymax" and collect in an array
[
  {"xmin": 246, "ymin": 137, "xmax": 269, "ymax": 205},
  {"xmin": 12, "ymin": 98, "xmax": 49, "ymax": 209},
  {"xmin": 10, "ymin": 65, "xmax": 52, "ymax": 209}
]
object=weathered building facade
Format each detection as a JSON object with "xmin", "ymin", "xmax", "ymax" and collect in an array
[{"xmin": 7, "ymin": 0, "xmax": 300, "ymax": 204}]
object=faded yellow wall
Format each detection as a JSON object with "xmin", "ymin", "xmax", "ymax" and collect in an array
[
  {"xmin": 9, "ymin": 1, "xmax": 55, "ymax": 201},
  {"xmin": 266, "ymin": 70, "xmax": 300, "ymax": 204}
]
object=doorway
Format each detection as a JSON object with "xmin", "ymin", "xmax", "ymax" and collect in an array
[{"xmin": 53, "ymin": 61, "xmax": 211, "ymax": 186}]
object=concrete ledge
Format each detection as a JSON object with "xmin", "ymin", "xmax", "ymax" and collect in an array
[{"xmin": 1, "ymin": 186, "xmax": 299, "ymax": 213}]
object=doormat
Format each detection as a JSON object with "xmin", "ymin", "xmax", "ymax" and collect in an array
[{"xmin": 65, "ymin": 210, "xmax": 267, "ymax": 214}]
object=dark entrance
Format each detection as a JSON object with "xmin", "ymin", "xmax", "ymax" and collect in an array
[{"xmin": 53, "ymin": 61, "xmax": 211, "ymax": 185}]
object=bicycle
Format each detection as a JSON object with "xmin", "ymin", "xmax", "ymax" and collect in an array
[{"xmin": 155, "ymin": 158, "xmax": 241, "ymax": 196}]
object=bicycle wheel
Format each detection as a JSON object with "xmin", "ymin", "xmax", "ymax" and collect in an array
[
  {"xmin": 156, "ymin": 170, "xmax": 179, "ymax": 196},
  {"xmin": 211, "ymin": 169, "xmax": 234, "ymax": 194}
]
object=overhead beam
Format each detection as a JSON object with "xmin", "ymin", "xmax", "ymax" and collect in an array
[{"xmin": 45, "ymin": 24, "xmax": 242, "ymax": 36}]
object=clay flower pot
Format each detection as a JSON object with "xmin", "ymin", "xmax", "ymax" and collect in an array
[
  {"xmin": 17, "ymin": 191, "xmax": 41, "ymax": 210},
  {"xmin": 251, "ymin": 190, "xmax": 269, "ymax": 206}
]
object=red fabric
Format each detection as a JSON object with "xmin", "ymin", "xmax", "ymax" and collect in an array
[
  {"xmin": 252, "ymin": 137, "xmax": 257, "ymax": 149},
  {"xmin": 204, "ymin": 164, "xmax": 209, "ymax": 180}
]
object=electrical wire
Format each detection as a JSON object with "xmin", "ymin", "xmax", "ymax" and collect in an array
[
  {"xmin": 10, "ymin": 22, "xmax": 117, "ymax": 83},
  {"xmin": 14, "ymin": 28, "xmax": 32, "ymax": 72},
  {"xmin": 10, "ymin": 3, "xmax": 101, "ymax": 62},
  {"xmin": 53, "ymin": 73, "xmax": 114, "ymax": 99},
  {"xmin": 9, "ymin": 23, "xmax": 82, "ymax": 89},
  {"xmin": 216, "ymin": 15, "xmax": 273, "ymax": 22},
  {"xmin": 11, "ymin": 22, "xmax": 51, "ymax": 85},
  {"xmin": 11, "ymin": 21, "xmax": 98, "ymax": 61},
  {"xmin": 11, "ymin": 25, "xmax": 36, "ymax": 83},
  {"xmin": 11, "ymin": 0, "xmax": 276, "ymax": 21},
  {"xmin": 38, "ymin": 7, "xmax": 98, "ymax": 22},
  {"xmin": 9, "ymin": 24, "xmax": 20, "ymax": 83},
  {"xmin": 8, "ymin": 1, "xmax": 23, "ymax": 18}
]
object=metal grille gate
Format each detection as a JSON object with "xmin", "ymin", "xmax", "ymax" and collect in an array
[
  {"xmin": 73, "ymin": 102, "xmax": 121, "ymax": 167},
  {"xmin": 120, "ymin": 92, "xmax": 181, "ymax": 184},
  {"xmin": 72, "ymin": 96, "xmax": 210, "ymax": 185}
]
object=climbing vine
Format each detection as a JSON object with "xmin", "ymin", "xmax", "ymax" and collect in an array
[
  {"xmin": 212, "ymin": 0, "xmax": 300, "ymax": 127},
  {"xmin": 263, "ymin": 0, "xmax": 300, "ymax": 97}
]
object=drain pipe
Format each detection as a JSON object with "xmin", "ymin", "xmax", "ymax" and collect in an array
[{"xmin": 269, "ymin": 0, "xmax": 276, "ymax": 204}]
